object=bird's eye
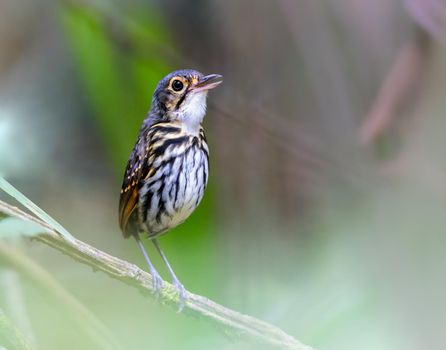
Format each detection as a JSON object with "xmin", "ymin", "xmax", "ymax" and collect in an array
[{"xmin": 171, "ymin": 79, "xmax": 184, "ymax": 92}]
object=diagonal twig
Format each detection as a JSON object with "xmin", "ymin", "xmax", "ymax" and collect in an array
[{"xmin": 0, "ymin": 199, "xmax": 314, "ymax": 350}]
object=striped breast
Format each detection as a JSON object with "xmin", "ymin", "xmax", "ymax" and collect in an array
[{"xmin": 138, "ymin": 122, "xmax": 209, "ymax": 237}]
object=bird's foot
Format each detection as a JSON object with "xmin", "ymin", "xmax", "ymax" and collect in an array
[
  {"xmin": 172, "ymin": 279, "xmax": 188, "ymax": 312},
  {"xmin": 150, "ymin": 269, "xmax": 164, "ymax": 296}
]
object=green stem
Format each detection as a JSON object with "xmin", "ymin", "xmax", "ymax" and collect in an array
[{"xmin": 0, "ymin": 199, "xmax": 314, "ymax": 350}]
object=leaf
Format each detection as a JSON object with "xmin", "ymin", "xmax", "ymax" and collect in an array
[
  {"xmin": 0, "ymin": 245, "xmax": 123, "ymax": 350},
  {"xmin": 58, "ymin": 5, "xmax": 171, "ymax": 173},
  {"xmin": 0, "ymin": 308, "xmax": 35, "ymax": 350},
  {"xmin": 0, "ymin": 217, "xmax": 44, "ymax": 239},
  {"xmin": 0, "ymin": 177, "xmax": 74, "ymax": 240}
]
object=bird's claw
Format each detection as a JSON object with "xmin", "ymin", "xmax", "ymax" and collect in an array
[
  {"xmin": 173, "ymin": 279, "xmax": 188, "ymax": 312},
  {"xmin": 150, "ymin": 269, "xmax": 164, "ymax": 296}
]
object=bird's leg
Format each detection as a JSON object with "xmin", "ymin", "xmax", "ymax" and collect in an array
[
  {"xmin": 152, "ymin": 239, "xmax": 187, "ymax": 311},
  {"xmin": 134, "ymin": 234, "xmax": 164, "ymax": 295}
]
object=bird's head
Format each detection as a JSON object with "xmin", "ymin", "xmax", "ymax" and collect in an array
[{"xmin": 150, "ymin": 69, "xmax": 222, "ymax": 132}]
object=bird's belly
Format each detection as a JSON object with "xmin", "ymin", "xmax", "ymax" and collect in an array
[{"xmin": 139, "ymin": 146, "xmax": 208, "ymax": 237}]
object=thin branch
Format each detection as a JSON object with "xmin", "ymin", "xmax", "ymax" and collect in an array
[
  {"xmin": 0, "ymin": 200, "xmax": 314, "ymax": 350},
  {"xmin": 358, "ymin": 27, "xmax": 432, "ymax": 145}
]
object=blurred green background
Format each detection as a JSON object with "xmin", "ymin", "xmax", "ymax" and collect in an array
[{"xmin": 1, "ymin": 0, "xmax": 446, "ymax": 349}]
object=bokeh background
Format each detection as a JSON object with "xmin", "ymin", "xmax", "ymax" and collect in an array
[{"xmin": 1, "ymin": 0, "xmax": 446, "ymax": 349}]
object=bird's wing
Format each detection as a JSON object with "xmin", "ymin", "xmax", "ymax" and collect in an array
[{"xmin": 119, "ymin": 131, "xmax": 152, "ymax": 238}]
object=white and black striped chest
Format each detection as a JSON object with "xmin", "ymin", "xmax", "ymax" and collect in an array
[{"xmin": 138, "ymin": 124, "xmax": 209, "ymax": 237}]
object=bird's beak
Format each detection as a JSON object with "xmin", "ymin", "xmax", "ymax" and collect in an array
[{"xmin": 192, "ymin": 74, "xmax": 223, "ymax": 92}]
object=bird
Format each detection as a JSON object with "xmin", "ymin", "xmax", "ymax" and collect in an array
[{"xmin": 118, "ymin": 69, "xmax": 222, "ymax": 309}]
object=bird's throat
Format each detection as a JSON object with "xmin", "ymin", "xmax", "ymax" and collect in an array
[{"xmin": 178, "ymin": 91, "xmax": 208, "ymax": 135}]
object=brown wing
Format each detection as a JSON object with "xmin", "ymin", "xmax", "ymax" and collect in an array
[{"xmin": 119, "ymin": 134, "xmax": 151, "ymax": 238}]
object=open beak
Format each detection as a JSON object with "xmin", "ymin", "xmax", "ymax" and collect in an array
[{"xmin": 192, "ymin": 74, "xmax": 223, "ymax": 92}]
